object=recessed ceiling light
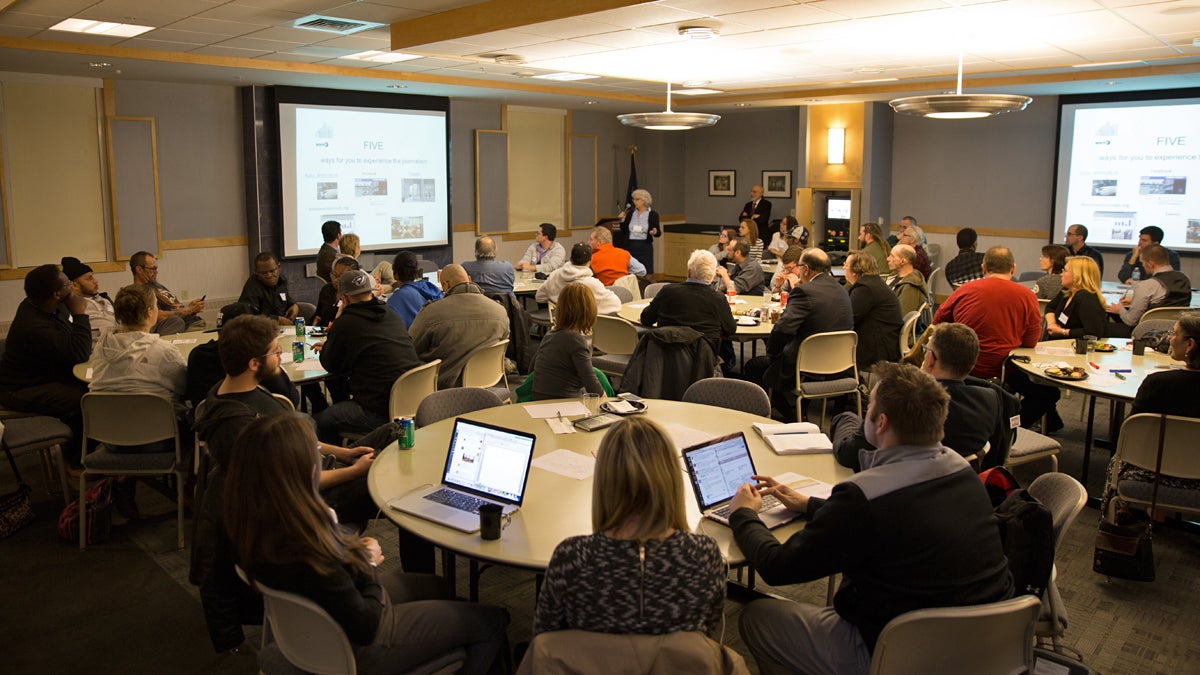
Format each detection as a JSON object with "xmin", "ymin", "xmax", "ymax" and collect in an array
[
  {"xmin": 492, "ymin": 54, "xmax": 526, "ymax": 65},
  {"xmin": 533, "ymin": 72, "xmax": 599, "ymax": 81},
  {"xmin": 674, "ymin": 88, "xmax": 723, "ymax": 96},
  {"xmin": 851, "ymin": 77, "xmax": 899, "ymax": 84},
  {"xmin": 678, "ymin": 26, "xmax": 718, "ymax": 40},
  {"xmin": 88, "ymin": 61, "xmax": 112, "ymax": 68},
  {"xmin": 51, "ymin": 18, "xmax": 154, "ymax": 37},
  {"xmin": 681, "ymin": 80, "xmax": 711, "ymax": 88},
  {"xmin": 734, "ymin": 103, "xmax": 752, "ymax": 108},
  {"xmin": 1106, "ymin": 81, "xmax": 1119, "ymax": 85},
  {"xmin": 341, "ymin": 50, "xmax": 420, "ymax": 64},
  {"xmin": 854, "ymin": 66, "xmax": 885, "ymax": 74},
  {"xmin": 584, "ymin": 100, "xmax": 598, "ymax": 105},
  {"xmin": 386, "ymin": 84, "xmax": 407, "ymax": 89},
  {"xmin": 1072, "ymin": 60, "xmax": 1146, "ymax": 68}
]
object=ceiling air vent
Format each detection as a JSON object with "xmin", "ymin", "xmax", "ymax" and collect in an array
[{"xmin": 291, "ymin": 15, "xmax": 385, "ymax": 35}]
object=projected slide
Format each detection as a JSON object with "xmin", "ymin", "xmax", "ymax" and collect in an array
[
  {"xmin": 1056, "ymin": 98, "xmax": 1200, "ymax": 252},
  {"xmin": 279, "ymin": 99, "xmax": 449, "ymax": 258}
]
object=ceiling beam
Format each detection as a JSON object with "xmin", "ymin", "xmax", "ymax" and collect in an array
[{"xmin": 390, "ymin": 0, "xmax": 652, "ymax": 50}]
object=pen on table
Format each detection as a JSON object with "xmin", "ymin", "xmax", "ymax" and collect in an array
[
  {"xmin": 1088, "ymin": 361, "xmax": 1100, "ymax": 370},
  {"xmin": 1113, "ymin": 372, "xmax": 1127, "ymax": 381},
  {"xmin": 1108, "ymin": 369, "xmax": 1131, "ymax": 373},
  {"xmin": 557, "ymin": 411, "xmax": 565, "ymax": 426}
]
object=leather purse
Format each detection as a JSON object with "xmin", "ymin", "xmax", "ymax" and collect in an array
[
  {"xmin": 0, "ymin": 445, "xmax": 35, "ymax": 538},
  {"xmin": 1093, "ymin": 414, "xmax": 1165, "ymax": 582}
]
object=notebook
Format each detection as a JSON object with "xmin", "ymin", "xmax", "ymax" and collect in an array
[
  {"xmin": 388, "ymin": 419, "xmax": 536, "ymax": 533},
  {"xmin": 682, "ymin": 432, "xmax": 799, "ymax": 529}
]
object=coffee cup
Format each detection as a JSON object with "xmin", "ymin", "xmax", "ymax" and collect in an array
[
  {"xmin": 1074, "ymin": 337, "xmax": 1088, "ymax": 355},
  {"xmin": 1131, "ymin": 338, "xmax": 1147, "ymax": 356},
  {"xmin": 479, "ymin": 503, "xmax": 509, "ymax": 540}
]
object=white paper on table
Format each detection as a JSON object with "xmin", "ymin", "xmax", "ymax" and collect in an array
[
  {"xmin": 525, "ymin": 402, "xmax": 589, "ymax": 419},
  {"xmin": 627, "ymin": 302, "xmax": 649, "ymax": 309},
  {"xmin": 1088, "ymin": 375, "xmax": 1121, "ymax": 387},
  {"xmin": 545, "ymin": 417, "xmax": 576, "ymax": 435},
  {"xmin": 765, "ymin": 433, "xmax": 833, "ymax": 455},
  {"xmin": 728, "ymin": 298, "xmax": 747, "ymax": 305},
  {"xmin": 533, "ymin": 449, "xmax": 593, "ymax": 479},
  {"xmin": 661, "ymin": 423, "xmax": 720, "ymax": 452},
  {"xmin": 1035, "ymin": 345, "xmax": 1076, "ymax": 356},
  {"xmin": 171, "ymin": 338, "xmax": 197, "ymax": 344},
  {"xmin": 775, "ymin": 471, "xmax": 835, "ymax": 500}
]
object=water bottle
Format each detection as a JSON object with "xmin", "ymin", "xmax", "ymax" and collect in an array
[{"xmin": 1131, "ymin": 267, "xmax": 1141, "ymax": 282}]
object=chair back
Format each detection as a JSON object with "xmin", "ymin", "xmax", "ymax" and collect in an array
[
  {"xmin": 610, "ymin": 284, "xmax": 634, "ymax": 304},
  {"xmin": 899, "ymin": 311, "xmax": 921, "ymax": 356},
  {"xmin": 461, "ymin": 339, "xmax": 510, "ymax": 389},
  {"xmin": 1138, "ymin": 306, "xmax": 1187, "ymax": 327},
  {"xmin": 593, "ymin": 315, "xmax": 640, "ymax": 356},
  {"xmin": 683, "ymin": 378, "xmax": 771, "ymax": 417},
  {"xmin": 415, "ymin": 388, "xmax": 505, "ymax": 427},
  {"xmin": 1115, "ymin": 414, "xmax": 1200, "ymax": 480},
  {"xmin": 81, "ymin": 392, "xmax": 179, "ymax": 455},
  {"xmin": 1132, "ymin": 318, "xmax": 1174, "ymax": 339},
  {"xmin": 389, "ymin": 359, "xmax": 441, "ymax": 419},
  {"xmin": 796, "ymin": 331, "xmax": 858, "ymax": 379},
  {"xmin": 271, "ymin": 394, "xmax": 296, "ymax": 412},
  {"xmin": 417, "ymin": 259, "xmax": 438, "ymax": 275},
  {"xmin": 517, "ymin": 629, "xmax": 748, "ymax": 675},
  {"xmin": 547, "ymin": 302, "xmax": 557, "ymax": 329},
  {"xmin": 1017, "ymin": 270, "xmax": 1043, "ymax": 282},
  {"xmin": 242, "ymin": 569, "xmax": 357, "ymax": 675},
  {"xmin": 643, "ymin": 282, "xmax": 669, "ymax": 299},
  {"xmin": 926, "ymin": 267, "xmax": 943, "ymax": 305},
  {"xmin": 1027, "ymin": 473, "xmax": 1086, "ymax": 550},
  {"xmin": 611, "ymin": 274, "xmax": 641, "ymax": 301},
  {"xmin": 869, "ymin": 595, "xmax": 1040, "ymax": 675}
]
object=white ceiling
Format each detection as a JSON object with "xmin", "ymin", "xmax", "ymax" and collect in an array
[{"xmin": 1, "ymin": 0, "xmax": 1199, "ymax": 111}]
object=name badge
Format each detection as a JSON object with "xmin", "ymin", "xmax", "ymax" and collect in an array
[
  {"xmin": 1057, "ymin": 312, "xmax": 1068, "ymax": 326},
  {"xmin": 280, "ymin": 292, "xmax": 288, "ymax": 302}
]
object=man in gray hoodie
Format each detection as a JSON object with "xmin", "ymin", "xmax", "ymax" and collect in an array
[{"xmin": 535, "ymin": 243, "xmax": 622, "ymax": 314}]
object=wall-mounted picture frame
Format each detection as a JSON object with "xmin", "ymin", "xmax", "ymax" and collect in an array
[
  {"xmin": 709, "ymin": 170, "xmax": 736, "ymax": 197},
  {"xmin": 762, "ymin": 170, "xmax": 792, "ymax": 198}
]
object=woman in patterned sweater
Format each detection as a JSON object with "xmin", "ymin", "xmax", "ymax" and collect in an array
[{"xmin": 533, "ymin": 417, "xmax": 727, "ymax": 636}]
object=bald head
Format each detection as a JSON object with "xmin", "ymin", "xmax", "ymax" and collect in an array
[
  {"xmin": 440, "ymin": 263, "xmax": 469, "ymax": 287},
  {"xmin": 474, "ymin": 236, "xmax": 497, "ymax": 260}
]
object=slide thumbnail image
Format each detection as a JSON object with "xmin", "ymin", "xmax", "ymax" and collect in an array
[
  {"xmin": 1139, "ymin": 176, "xmax": 1186, "ymax": 195},
  {"xmin": 402, "ymin": 178, "xmax": 437, "ymax": 203},
  {"xmin": 355, "ymin": 178, "xmax": 388, "ymax": 197},
  {"xmin": 391, "ymin": 216, "xmax": 425, "ymax": 240},
  {"xmin": 1093, "ymin": 210, "xmax": 1136, "ymax": 241},
  {"xmin": 322, "ymin": 213, "xmax": 356, "ymax": 234},
  {"xmin": 1091, "ymin": 180, "xmax": 1117, "ymax": 197},
  {"xmin": 316, "ymin": 182, "xmax": 338, "ymax": 200},
  {"xmin": 1188, "ymin": 220, "xmax": 1200, "ymax": 245}
]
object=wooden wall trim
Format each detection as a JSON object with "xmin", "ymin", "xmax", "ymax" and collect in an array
[
  {"xmin": 891, "ymin": 224, "xmax": 1049, "ymax": 240},
  {"xmin": 161, "ymin": 236, "xmax": 247, "ymax": 249},
  {"xmin": 0, "ymin": 260, "xmax": 127, "ymax": 281},
  {"xmin": 453, "ymin": 223, "xmax": 478, "ymax": 233}
]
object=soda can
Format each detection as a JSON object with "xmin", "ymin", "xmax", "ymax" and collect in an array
[
  {"xmin": 292, "ymin": 341, "xmax": 305, "ymax": 363},
  {"xmin": 295, "ymin": 317, "xmax": 306, "ymax": 336},
  {"xmin": 779, "ymin": 290, "xmax": 789, "ymax": 308},
  {"xmin": 398, "ymin": 417, "xmax": 415, "ymax": 450}
]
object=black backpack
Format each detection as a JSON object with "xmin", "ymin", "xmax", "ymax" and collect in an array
[{"xmin": 994, "ymin": 489, "xmax": 1055, "ymax": 598}]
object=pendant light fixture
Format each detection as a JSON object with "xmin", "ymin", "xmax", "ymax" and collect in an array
[
  {"xmin": 889, "ymin": 53, "xmax": 1031, "ymax": 119},
  {"xmin": 617, "ymin": 81, "xmax": 720, "ymax": 131}
]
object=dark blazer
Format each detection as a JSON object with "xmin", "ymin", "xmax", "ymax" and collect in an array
[
  {"xmin": 641, "ymin": 281, "xmax": 736, "ymax": 355},
  {"xmin": 766, "ymin": 273, "xmax": 853, "ymax": 388},
  {"xmin": 740, "ymin": 199, "xmax": 772, "ymax": 227},
  {"xmin": 1045, "ymin": 289, "xmax": 1106, "ymax": 339},
  {"xmin": 847, "ymin": 275, "xmax": 902, "ymax": 369}
]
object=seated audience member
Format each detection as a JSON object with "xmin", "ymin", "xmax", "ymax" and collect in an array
[
  {"xmin": 886, "ymin": 244, "xmax": 929, "ymax": 317},
  {"xmin": 945, "ymin": 227, "xmax": 986, "ymax": 287},
  {"xmin": 895, "ymin": 224, "xmax": 932, "ymax": 280},
  {"xmin": 933, "ymin": 246, "xmax": 1040, "ymax": 380},
  {"xmin": 832, "ymin": 323, "xmax": 1011, "ymax": 471},
  {"xmin": 316, "ymin": 219, "xmax": 342, "ymax": 284},
  {"xmin": 1033, "ymin": 245, "xmax": 1067, "ymax": 300},
  {"xmin": 0, "ymin": 264, "xmax": 91, "ymax": 462},
  {"xmin": 531, "ymin": 283, "xmax": 604, "ymax": 401},
  {"xmin": 536, "ymin": 243, "xmax": 621, "ymax": 315},
  {"xmin": 462, "ymin": 236, "xmax": 515, "ymax": 295},
  {"xmin": 63, "ymin": 256, "xmax": 115, "ymax": 345},
  {"xmin": 224, "ymin": 414, "xmax": 509, "ymax": 673},
  {"xmin": 1014, "ymin": 256, "xmax": 1106, "ymax": 432},
  {"xmin": 339, "ymin": 232, "xmax": 361, "ymax": 259},
  {"xmin": 1104, "ymin": 314, "xmax": 1200, "ymax": 519},
  {"xmin": 787, "ymin": 219, "xmax": 810, "ymax": 248},
  {"xmin": 1118, "ymin": 225, "xmax": 1182, "ymax": 283},
  {"xmin": 739, "ymin": 219, "xmax": 764, "ymax": 262},
  {"xmin": 589, "ymin": 225, "xmax": 646, "ymax": 286},
  {"xmin": 856, "ymin": 222, "xmax": 890, "ymax": 275},
  {"xmin": 730, "ymin": 363, "xmax": 1013, "ymax": 675},
  {"xmin": 1106, "ymin": 244, "xmax": 1192, "ymax": 337},
  {"xmin": 640, "ymin": 250, "xmax": 736, "ymax": 357},
  {"xmin": 516, "ymin": 222, "xmax": 567, "ymax": 275},
  {"xmin": 714, "ymin": 239, "xmax": 766, "ymax": 296},
  {"xmin": 768, "ymin": 244, "xmax": 806, "ymax": 294},
  {"xmin": 386, "ymin": 251, "xmax": 443, "ymax": 328},
  {"xmin": 709, "ymin": 226, "xmax": 738, "ymax": 265},
  {"xmin": 185, "ymin": 302, "xmax": 304, "ymax": 410},
  {"xmin": 312, "ymin": 256, "xmax": 359, "ymax": 328},
  {"xmin": 191, "ymin": 314, "xmax": 386, "ymax": 652},
  {"xmin": 239, "ymin": 252, "xmax": 299, "ymax": 326},
  {"xmin": 371, "ymin": 260, "xmax": 395, "ymax": 289},
  {"xmin": 766, "ymin": 218, "xmax": 790, "ymax": 259},
  {"xmin": 1064, "ymin": 223, "xmax": 1105, "ymax": 275},
  {"xmin": 409, "ymin": 264, "xmax": 509, "ymax": 390},
  {"xmin": 130, "ymin": 250, "xmax": 204, "ymax": 333},
  {"xmin": 534, "ymin": 416, "xmax": 725, "ymax": 636},
  {"xmin": 842, "ymin": 252, "xmax": 901, "ymax": 370},
  {"xmin": 316, "ymin": 270, "xmax": 422, "ymax": 443}
]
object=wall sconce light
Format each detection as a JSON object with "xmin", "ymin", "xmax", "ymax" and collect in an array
[{"xmin": 827, "ymin": 127, "xmax": 845, "ymax": 164}]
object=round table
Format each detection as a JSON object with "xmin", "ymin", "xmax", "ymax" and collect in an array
[
  {"xmin": 618, "ymin": 295, "xmax": 777, "ymax": 339},
  {"xmin": 368, "ymin": 399, "xmax": 850, "ymax": 571}
]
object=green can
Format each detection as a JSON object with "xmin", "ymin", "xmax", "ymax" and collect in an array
[
  {"xmin": 398, "ymin": 417, "xmax": 415, "ymax": 449},
  {"xmin": 291, "ymin": 341, "xmax": 304, "ymax": 363}
]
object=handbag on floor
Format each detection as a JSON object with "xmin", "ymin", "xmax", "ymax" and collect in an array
[
  {"xmin": 58, "ymin": 478, "xmax": 114, "ymax": 545},
  {"xmin": 1, "ymin": 442, "xmax": 35, "ymax": 538},
  {"xmin": 1093, "ymin": 414, "xmax": 1165, "ymax": 582}
]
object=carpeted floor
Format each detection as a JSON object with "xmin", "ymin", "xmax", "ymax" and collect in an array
[{"xmin": 3, "ymin": 391, "xmax": 1198, "ymax": 674}]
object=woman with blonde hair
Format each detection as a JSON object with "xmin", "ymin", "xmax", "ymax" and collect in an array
[
  {"xmin": 224, "ymin": 414, "xmax": 509, "ymax": 674},
  {"xmin": 339, "ymin": 232, "xmax": 361, "ymax": 258},
  {"xmin": 739, "ymin": 219, "xmax": 763, "ymax": 262},
  {"xmin": 533, "ymin": 416, "xmax": 725, "ymax": 636},
  {"xmin": 530, "ymin": 282, "xmax": 603, "ymax": 400}
]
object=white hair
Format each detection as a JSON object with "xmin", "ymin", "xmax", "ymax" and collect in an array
[
  {"xmin": 631, "ymin": 189, "xmax": 653, "ymax": 207},
  {"xmin": 687, "ymin": 250, "xmax": 717, "ymax": 283}
]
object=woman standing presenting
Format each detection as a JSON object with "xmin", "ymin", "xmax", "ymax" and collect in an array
[{"xmin": 618, "ymin": 189, "xmax": 660, "ymax": 274}]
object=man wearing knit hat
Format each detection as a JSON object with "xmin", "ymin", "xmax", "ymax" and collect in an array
[{"xmin": 62, "ymin": 256, "xmax": 115, "ymax": 345}]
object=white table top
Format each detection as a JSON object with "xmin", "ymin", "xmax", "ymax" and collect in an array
[
  {"xmin": 1008, "ymin": 338, "xmax": 1177, "ymax": 401},
  {"xmin": 367, "ymin": 399, "xmax": 851, "ymax": 570}
]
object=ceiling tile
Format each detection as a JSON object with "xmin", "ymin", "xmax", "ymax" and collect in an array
[
  {"xmin": 313, "ymin": 34, "xmax": 395, "ymax": 50},
  {"xmin": 262, "ymin": 51, "xmax": 329, "ymax": 63},
  {"xmin": 582, "ymin": 3, "xmax": 711, "ymax": 30},
  {"xmin": 161, "ymin": 16, "xmax": 262, "ymax": 37},
  {"xmin": 237, "ymin": 25, "xmax": 328, "ymax": 43},
  {"xmin": 719, "ymin": 4, "xmax": 847, "ymax": 31},
  {"xmin": 317, "ymin": 2, "xmax": 424, "ymax": 23},
  {"xmin": 657, "ymin": 0, "xmax": 793, "ymax": 17},
  {"xmin": 801, "ymin": 0, "xmax": 951, "ymax": 21},
  {"xmin": 196, "ymin": 4, "xmax": 305, "ymax": 24},
  {"xmin": 227, "ymin": 0, "xmax": 333, "ymax": 12},
  {"xmin": 216, "ymin": 35, "xmax": 311, "ymax": 51},
  {"xmin": 189, "ymin": 44, "xmax": 274, "ymax": 58},
  {"xmin": 0, "ymin": 25, "xmax": 42, "ymax": 39},
  {"xmin": 285, "ymin": 45, "xmax": 360, "ymax": 57},
  {"xmin": 404, "ymin": 39, "xmax": 483, "ymax": 56},
  {"xmin": 120, "ymin": 36, "xmax": 209, "ymax": 50},
  {"xmin": 0, "ymin": 11, "xmax": 61, "ymax": 29},
  {"xmin": 357, "ymin": 0, "xmax": 477, "ymax": 10},
  {"xmin": 571, "ymin": 28, "xmax": 677, "ymax": 49}
]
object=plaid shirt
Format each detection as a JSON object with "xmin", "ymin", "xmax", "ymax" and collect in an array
[{"xmin": 945, "ymin": 250, "xmax": 985, "ymax": 287}]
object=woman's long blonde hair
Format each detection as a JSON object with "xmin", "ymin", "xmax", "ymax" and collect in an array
[
  {"xmin": 592, "ymin": 417, "xmax": 689, "ymax": 541},
  {"xmin": 1064, "ymin": 256, "xmax": 1104, "ymax": 306}
]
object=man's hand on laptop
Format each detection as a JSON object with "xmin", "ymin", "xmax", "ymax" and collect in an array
[
  {"xmin": 730, "ymin": 482, "xmax": 763, "ymax": 514},
  {"xmin": 754, "ymin": 474, "xmax": 809, "ymax": 513}
]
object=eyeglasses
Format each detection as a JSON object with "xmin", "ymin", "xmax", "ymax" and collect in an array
[
  {"xmin": 139, "ymin": 265, "xmax": 158, "ymax": 272},
  {"xmin": 257, "ymin": 349, "xmax": 283, "ymax": 361}
]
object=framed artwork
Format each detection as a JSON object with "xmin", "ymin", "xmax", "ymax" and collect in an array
[
  {"xmin": 708, "ymin": 170, "xmax": 736, "ymax": 197},
  {"xmin": 762, "ymin": 170, "xmax": 792, "ymax": 198}
]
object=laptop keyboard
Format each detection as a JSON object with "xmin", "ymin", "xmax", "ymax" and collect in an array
[
  {"xmin": 713, "ymin": 493, "xmax": 782, "ymax": 519},
  {"xmin": 424, "ymin": 488, "xmax": 491, "ymax": 514}
]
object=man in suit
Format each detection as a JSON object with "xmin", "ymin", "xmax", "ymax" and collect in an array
[
  {"xmin": 316, "ymin": 219, "xmax": 342, "ymax": 284},
  {"xmin": 740, "ymin": 184, "xmax": 772, "ymax": 228},
  {"xmin": 744, "ymin": 246, "xmax": 853, "ymax": 421}
]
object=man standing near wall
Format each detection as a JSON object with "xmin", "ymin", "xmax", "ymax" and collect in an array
[
  {"xmin": 130, "ymin": 250, "xmax": 205, "ymax": 334},
  {"xmin": 740, "ymin": 184, "xmax": 772, "ymax": 228},
  {"xmin": 316, "ymin": 220, "xmax": 342, "ymax": 284}
]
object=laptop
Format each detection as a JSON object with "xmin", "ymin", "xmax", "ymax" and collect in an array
[
  {"xmin": 682, "ymin": 432, "xmax": 799, "ymax": 529},
  {"xmin": 388, "ymin": 418, "xmax": 536, "ymax": 533}
]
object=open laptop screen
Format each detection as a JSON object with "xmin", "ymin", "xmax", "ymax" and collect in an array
[
  {"xmin": 442, "ymin": 419, "xmax": 536, "ymax": 504},
  {"xmin": 683, "ymin": 432, "xmax": 757, "ymax": 511}
]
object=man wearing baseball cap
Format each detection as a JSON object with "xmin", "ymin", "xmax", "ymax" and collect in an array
[
  {"xmin": 62, "ymin": 256, "xmax": 115, "ymax": 345},
  {"xmin": 315, "ymin": 270, "xmax": 422, "ymax": 442}
]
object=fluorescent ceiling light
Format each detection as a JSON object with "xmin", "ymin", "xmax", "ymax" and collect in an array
[
  {"xmin": 533, "ymin": 72, "xmax": 599, "ymax": 81},
  {"xmin": 618, "ymin": 82, "xmax": 720, "ymax": 131},
  {"xmin": 1071, "ymin": 60, "xmax": 1145, "ymax": 68},
  {"xmin": 50, "ymin": 18, "xmax": 154, "ymax": 38},
  {"xmin": 342, "ymin": 51, "xmax": 421, "ymax": 64},
  {"xmin": 889, "ymin": 53, "xmax": 1031, "ymax": 120},
  {"xmin": 851, "ymin": 77, "xmax": 899, "ymax": 84},
  {"xmin": 673, "ymin": 88, "xmax": 723, "ymax": 95}
]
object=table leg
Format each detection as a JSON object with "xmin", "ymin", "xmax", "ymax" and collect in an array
[
  {"xmin": 441, "ymin": 549, "xmax": 457, "ymax": 597},
  {"xmin": 1081, "ymin": 396, "xmax": 1096, "ymax": 488}
]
